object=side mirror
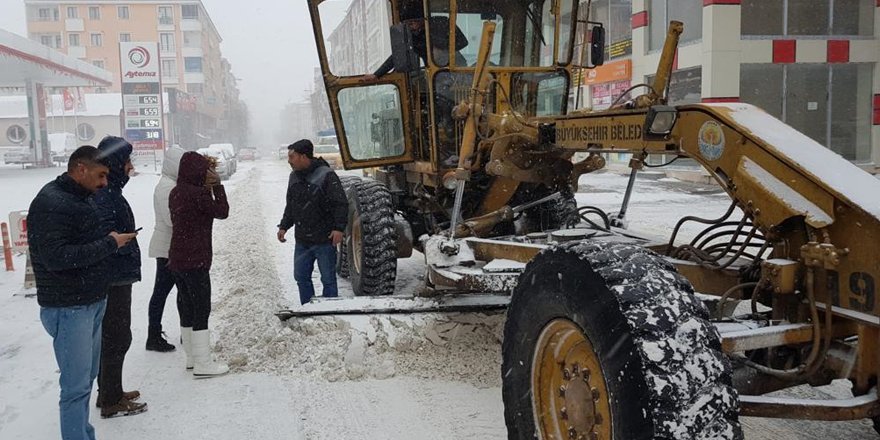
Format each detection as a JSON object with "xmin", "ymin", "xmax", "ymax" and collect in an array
[
  {"xmin": 389, "ymin": 23, "xmax": 420, "ymax": 74},
  {"xmin": 590, "ymin": 25, "xmax": 605, "ymax": 67}
]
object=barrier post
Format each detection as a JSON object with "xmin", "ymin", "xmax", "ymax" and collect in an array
[{"xmin": 1, "ymin": 222, "xmax": 13, "ymax": 271}]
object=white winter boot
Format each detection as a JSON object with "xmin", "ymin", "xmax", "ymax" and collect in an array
[
  {"xmin": 191, "ymin": 329, "xmax": 229, "ymax": 378},
  {"xmin": 180, "ymin": 327, "xmax": 194, "ymax": 371}
]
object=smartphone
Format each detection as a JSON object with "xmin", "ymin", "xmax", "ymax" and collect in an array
[{"xmin": 134, "ymin": 227, "xmax": 143, "ymax": 233}]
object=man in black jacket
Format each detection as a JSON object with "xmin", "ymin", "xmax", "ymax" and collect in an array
[
  {"xmin": 277, "ymin": 139, "xmax": 347, "ymax": 304},
  {"xmin": 28, "ymin": 146, "xmax": 136, "ymax": 440},
  {"xmin": 93, "ymin": 136, "xmax": 147, "ymax": 418}
]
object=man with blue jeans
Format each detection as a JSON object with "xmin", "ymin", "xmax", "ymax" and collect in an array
[
  {"xmin": 28, "ymin": 146, "xmax": 136, "ymax": 439},
  {"xmin": 277, "ymin": 139, "xmax": 348, "ymax": 304}
]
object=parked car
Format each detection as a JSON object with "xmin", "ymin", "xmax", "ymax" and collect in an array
[
  {"xmin": 314, "ymin": 135, "xmax": 342, "ymax": 169},
  {"xmin": 208, "ymin": 143, "xmax": 237, "ymax": 175},
  {"xmin": 197, "ymin": 147, "xmax": 233, "ymax": 180},
  {"xmin": 3, "ymin": 147, "xmax": 33, "ymax": 165},
  {"xmin": 238, "ymin": 148, "xmax": 257, "ymax": 161}
]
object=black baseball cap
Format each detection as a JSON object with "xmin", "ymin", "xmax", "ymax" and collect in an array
[{"xmin": 288, "ymin": 139, "xmax": 313, "ymax": 156}]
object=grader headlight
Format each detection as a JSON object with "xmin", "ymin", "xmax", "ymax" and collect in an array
[{"xmin": 643, "ymin": 105, "xmax": 678, "ymax": 139}]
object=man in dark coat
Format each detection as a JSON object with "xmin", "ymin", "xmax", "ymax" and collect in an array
[
  {"xmin": 169, "ymin": 151, "xmax": 230, "ymax": 377},
  {"xmin": 93, "ymin": 136, "xmax": 147, "ymax": 418},
  {"xmin": 277, "ymin": 139, "xmax": 347, "ymax": 305},
  {"xmin": 28, "ymin": 145, "xmax": 137, "ymax": 440}
]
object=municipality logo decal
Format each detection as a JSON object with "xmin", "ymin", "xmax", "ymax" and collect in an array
[{"xmin": 128, "ymin": 46, "xmax": 150, "ymax": 68}]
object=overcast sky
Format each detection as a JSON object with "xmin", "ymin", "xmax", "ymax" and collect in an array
[{"xmin": 0, "ymin": 0, "xmax": 341, "ymax": 147}]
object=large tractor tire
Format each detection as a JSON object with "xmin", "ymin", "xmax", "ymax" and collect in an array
[
  {"xmin": 345, "ymin": 179, "xmax": 397, "ymax": 296},
  {"xmin": 336, "ymin": 175, "xmax": 362, "ymax": 278},
  {"xmin": 502, "ymin": 241, "xmax": 742, "ymax": 440},
  {"xmin": 514, "ymin": 185, "xmax": 579, "ymax": 232}
]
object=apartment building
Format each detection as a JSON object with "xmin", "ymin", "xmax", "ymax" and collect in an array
[{"xmin": 25, "ymin": 0, "xmax": 243, "ymax": 147}]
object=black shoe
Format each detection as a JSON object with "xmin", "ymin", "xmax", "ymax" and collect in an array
[
  {"xmin": 100, "ymin": 398, "xmax": 147, "ymax": 419},
  {"xmin": 146, "ymin": 331, "xmax": 176, "ymax": 352},
  {"xmin": 96, "ymin": 390, "xmax": 140, "ymax": 408}
]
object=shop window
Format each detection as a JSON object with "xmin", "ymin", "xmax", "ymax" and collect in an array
[
  {"xmin": 788, "ymin": 0, "xmax": 830, "ymax": 35},
  {"xmin": 740, "ymin": 64, "xmax": 783, "ymax": 120},
  {"xmin": 646, "ymin": 67, "xmax": 702, "ymax": 105},
  {"xmin": 832, "ymin": 0, "xmax": 874, "ymax": 36},
  {"xmin": 590, "ymin": 0, "xmax": 633, "ymax": 60},
  {"xmin": 740, "ymin": 63, "xmax": 873, "ymax": 161},
  {"xmin": 650, "ymin": 0, "xmax": 702, "ymax": 52},
  {"xmin": 742, "ymin": 0, "xmax": 873, "ymax": 37},
  {"xmin": 830, "ymin": 64, "xmax": 873, "ymax": 161}
]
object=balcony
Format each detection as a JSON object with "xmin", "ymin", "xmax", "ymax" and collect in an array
[
  {"xmin": 67, "ymin": 46, "xmax": 86, "ymax": 58},
  {"xmin": 180, "ymin": 19, "xmax": 202, "ymax": 32},
  {"xmin": 159, "ymin": 44, "xmax": 176, "ymax": 55},
  {"xmin": 181, "ymin": 46, "xmax": 202, "ymax": 57},
  {"xmin": 183, "ymin": 72, "xmax": 204, "ymax": 83},
  {"xmin": 65, "ymin": 18, "xmax": 83, "ymax": 32},
  {"xmin": 161, "ymin": 74, "xmax": 179, "ymax": 84}
]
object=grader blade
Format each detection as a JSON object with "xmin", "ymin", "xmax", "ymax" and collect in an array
[{"xmin": 274, "ymin": 294, "xmax": 509, "ymax": 320}]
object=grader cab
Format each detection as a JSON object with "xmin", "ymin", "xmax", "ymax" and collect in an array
[{"xmin": 304, "ymin": 0, "xmax": 880, "ymax": 437}]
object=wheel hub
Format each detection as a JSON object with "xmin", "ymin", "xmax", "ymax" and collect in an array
[{"xmin": 531, "ymin": 319, "xmax": 611, "ymax": 440}]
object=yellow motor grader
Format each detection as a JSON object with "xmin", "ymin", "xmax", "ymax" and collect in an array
[{"xmin": 301, "ymin": 0, "xmax": 880, "ymax": 438}]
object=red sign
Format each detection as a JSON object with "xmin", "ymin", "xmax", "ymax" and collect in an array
[{"xmin": 9, "ymin": 211, "xmax": 28, "ymax": 253}]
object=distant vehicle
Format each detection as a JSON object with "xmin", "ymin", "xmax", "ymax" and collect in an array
[
  {"xmin": 3, "ymin": 147, "xmax": 32, "ymax": 165},
  {"xmin": 278, "ymin": 144, "xmax": 289, "ymax": 160},
  {"xmin": 3, "ymin": 132, "xmax": 76, "ymax": 166},
  {"xmin": 49, "ymin": 133, "xmax": 77, "ymax": 165},
  {"xmin": 197, "ymin": 147, "xmax": 233, "ymax": 180},
  {"xmin": 238, "ymin": 148, "xmax": 256, "ymax": 161},
  {"xmin": 314, "ymin": 135, "xmax": 341, "ymax": 169},
  {"xmin": 208, "ymin": 143, "xmax": 237, "ymax": 174}
]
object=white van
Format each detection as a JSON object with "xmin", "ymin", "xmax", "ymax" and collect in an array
[{"xmin": 49, "ymin": 133, "xmax": 77, "ymax": 165}]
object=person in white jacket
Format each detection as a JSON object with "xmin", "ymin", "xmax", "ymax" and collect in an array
[{"xmin": 145, "ymin": 145, "xmax": 185, "ymax": 352}]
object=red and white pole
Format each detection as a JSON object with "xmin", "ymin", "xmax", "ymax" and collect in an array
[{"xmin": 1, "ymin": 222, "xmax": 13, "ymax": 271}]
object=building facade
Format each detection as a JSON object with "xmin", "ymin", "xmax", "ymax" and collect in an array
[
  {"xmin": 578, "ymin": 0, "xmax": 880, "ymax": 169},
  {"xmin": 25, "ymin": 0, "xmax": 245, "ymax": 148}
]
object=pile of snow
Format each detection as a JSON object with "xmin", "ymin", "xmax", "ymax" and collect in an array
[{"xmin": 208, "ymin": 168, "xmax": 504, "ymax": 388}]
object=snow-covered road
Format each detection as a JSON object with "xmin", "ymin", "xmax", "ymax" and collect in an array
[{"xmin": 0, "ymin": 159, "xmax": 876, "ymax": 439}]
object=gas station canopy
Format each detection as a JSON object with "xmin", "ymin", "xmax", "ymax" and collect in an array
[{"xmin": 0, "ymin": 28, "xmax": 111, "ymax": 88}]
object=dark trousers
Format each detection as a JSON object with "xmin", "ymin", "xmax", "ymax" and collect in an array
[
  {"xmin": 97, "ymin": 285, "xmax": 132, "ymax": 407},
  {"xmin": 294, "ymin": 242, "xmax": 338, "ymax": 305},
  {"xmin": 172, "ymin": 270, "xmax": 212, "ymax": 331},
  {"xmin": 147, "ymin": 258, "xmax": 176, "ymax": 332}
]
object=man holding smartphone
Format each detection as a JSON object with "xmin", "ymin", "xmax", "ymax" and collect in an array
[
  {"xmin": 29, "ymin": 145, "xmax": 138, "ymax": 440},
  {"xmin": 93, "ymin": 136, "xmax": 147, "ymax": 418}
]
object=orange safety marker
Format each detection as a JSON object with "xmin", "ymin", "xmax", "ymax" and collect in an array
[{"xmin": 1, "ymin": 222, "xmax": 13, "ymax": 271}]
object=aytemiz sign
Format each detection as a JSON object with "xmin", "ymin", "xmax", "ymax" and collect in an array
[{"xmin": 119, "ymin": 42, "xmax": 164, "ymax": 155}]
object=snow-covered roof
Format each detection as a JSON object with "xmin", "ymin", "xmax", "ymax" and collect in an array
[{"xmin": 0, "ymin": 92, "xmax": 169, "ymax": 118}]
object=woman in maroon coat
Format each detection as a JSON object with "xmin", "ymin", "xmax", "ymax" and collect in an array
[{"xmin": 168, "ymin": 151, "xmax": 229, "ymax": 378}]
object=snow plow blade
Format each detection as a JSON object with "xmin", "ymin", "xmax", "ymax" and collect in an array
[{"xmin": 274, "ymin": 294, "xmax": 510, "ymax": 320}]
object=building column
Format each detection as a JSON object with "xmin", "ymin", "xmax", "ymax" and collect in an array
[
  {"xmin": 629, "ymin": 0, "xmax": 649, "ymax": 84},
  {"xmin": 701, "ymin": 1, "xmax": 742, "ymax": 102},
  {"xmin": 24, "ymin": 80, "xmax": 50, "ymax": 167},
  {"xmin": 873, "ymin": 2, "xmax": 880, "ymax": 169}
]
